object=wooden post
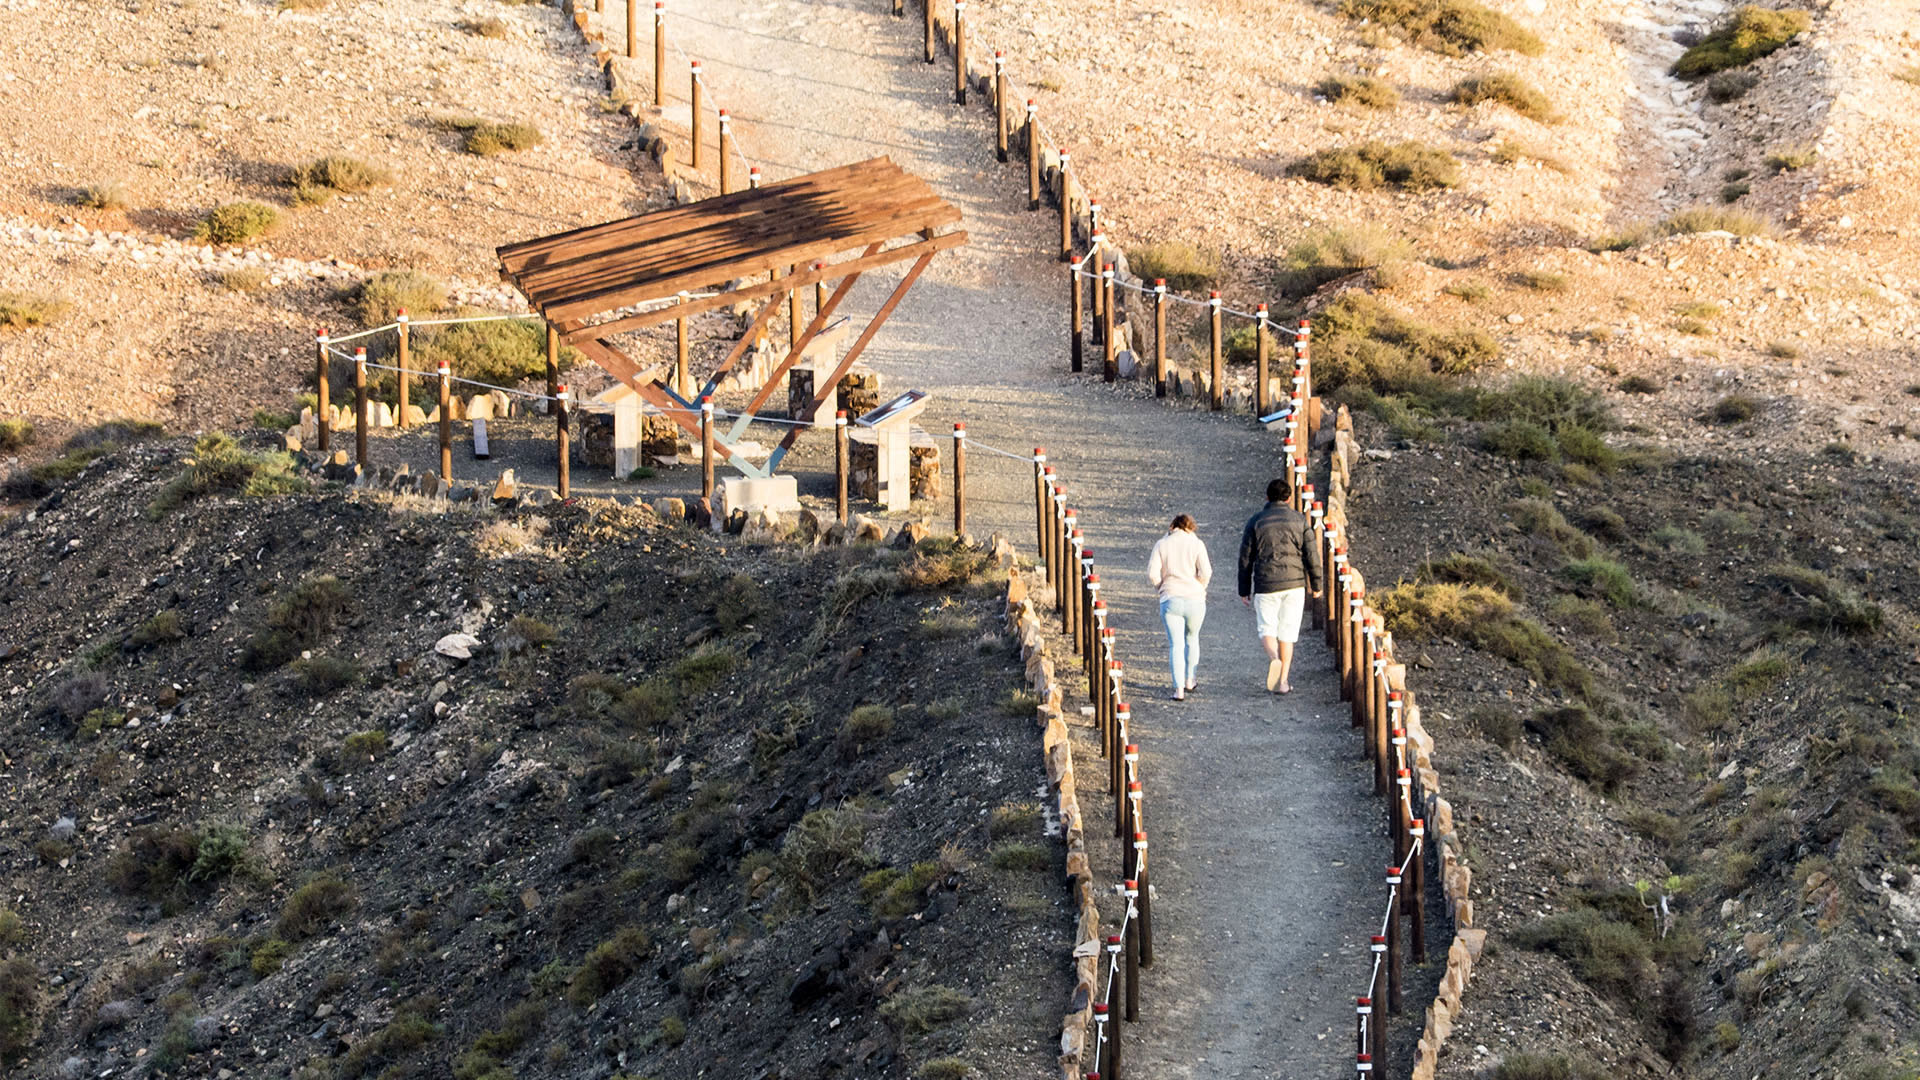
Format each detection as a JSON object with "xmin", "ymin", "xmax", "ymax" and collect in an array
[
  {"xmin": 1062, "ymin": 518, "xmax": 1079, "ymax": 639},
  {"xmin": 953, "ymin": 2, "xmax": 967, "ymax": 105},
  {"xmin": 690, "ymin": 61, "xmax": 704, "ymax": 173},
  {"xmin": 652, "ymin": 1, "xmax": 665, "ymax": 106},
  {"xmin": 1093, "ymin": 1006, "xmax": 1112, "ymax": 1080},
  {"xmin": 1101, "ymin": 263, "xmax": 1117, "ymax": 382},
  {"xmin": 675, "ymin": 293, "xmax": 690, "ymax": 398},
  {"xmin": 834, "ymin": 410, "xmax": 849, "ymax": 523},
  {"xmin": 893, "ymin": 0, "xmax": 902, "ymax": 15},
  {"xmin": 1106, "ymin": 996, "xmax": 1123, "ymax": 1080},
  {"xmin": 1119, "ymin": 735, "xmax": 1136, "ymax": 842},
  {"xmin": 1255, "ymin": 303, "xmax": 1271, "ymax": 416},
  {"xmin": 1387, "ymin": 866, "xmax": 1403, "ymax": 1013},
  {"xmin": 1208, "ymin": 292, "xmax": 1223, "ymax": 411},
  {"xmin": 353, "ymin": 347, "xmax": 368, "ymax": 468},
  {"xmin": 788, "ymin": 264, "xmax": 801, "ymax": 357},
  {"xmin": 1309, "ymin": 497, "xmax": 1327, "ymax": 632},
  {"xmin": 1410, "ymin": 816, "xmax": 1428, "ymax": 963},
  {"xmin": 1134, "ymin": 832, "xmax": 1154, "ymax": 966},
  {"xmin": 555, "ymin": 384, "xmax": 570, "ymax": 499},
  {"xmin": 923, "ymin": 0, "xmax": 934, "ymax": 62},
  {"xmin": 1124, "ymin": 879, "xmax": 1141, "ymax": 1021},
  {"xmin": 1057, "ymin": 152, "xmax": 1072, "ymax": 261},
  {"xmin": 718, "ymin": 110, "xmax": 734, "ymax": 193},
  {"xmin": 1025, "ymin": 101, "xmax": 1040, "ymax": 210},
  {"xmin": 1089, "ymin": 231, "xmax": 1105, "ymax": 345},
  {"xmin": 395, "ymin": 311, "xmax": 411, "ymax": 429},
  {"xmin": 596, "ymin": 0, "xmax": 603, "ymax": 12},
  {"xmin": 1374, "ymin": 649, "xmax": 1391, "ymax": 795},
  {"xmin": 626, "ymin": 0, "xmax": 637, "ymax": 59},
  {"xmin": 951, "ymin": 422, "xmax": 967, "ymax": 535},
  {"xmin": 314, "ymin": 330, "xmax": 331, "ymax": 452},
  {"xmin": 993, "ymin": 52, "xmax": 1008, "ymax": 161},
  {"xmin": 1152, "ymin": 280, "xmax": 1167, "ymax": 398},
  {"xmin": 1068, "ymin": 255, "xmax": 1084, "ymax": 373},
  {"xmin": 437, "ymin": 359, "xmax": 452, "ymax": 482},
  {"xmin": 1031, "ymin": 450, "xmax": 1047, "ymax": 569},
  {"xmin": 1329, "ymin": 548, "xmax": 1348, "ymax": 650},
  {"xmin": 1298, "ymin": 317, "xmax": 1313, "ymax": 405},
  {"xmin": 545, "ymin": 322, "xmax": 559, "ymax": 405},
  {"xmin": 700, "ymin": 396, "xmax": 715, "ymax": 512}
]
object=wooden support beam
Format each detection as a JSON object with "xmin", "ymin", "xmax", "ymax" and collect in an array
[{"xmin": 777, "ymin": 250, "xmax": 935, "ymax": 452}]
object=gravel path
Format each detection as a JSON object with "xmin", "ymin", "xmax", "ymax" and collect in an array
[{"xmin": 598, "ymin": 1, "xmax": 1393, "ymax": 1073}]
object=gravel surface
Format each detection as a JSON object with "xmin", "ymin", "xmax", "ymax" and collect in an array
[{"xmin": 594, "ymin": 0, "xmax": 1401, "ymax": 1073}]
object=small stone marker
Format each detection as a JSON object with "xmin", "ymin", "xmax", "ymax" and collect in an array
[{"xmin": 492, "ymin": 469, "xmax": 517, "ymax": 504}]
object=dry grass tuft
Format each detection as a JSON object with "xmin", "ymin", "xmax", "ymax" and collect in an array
[
  {"xmin": 1125, "ymin": 241, "xmax": 1220, "ymax": 291},
  {"xmin": 0, "ymin": 293, "xmax": 71, "ymax": 331},
  {"xmin": 459, "ymin": 16, "xmax": 509, "ymax": 38},
  {"xmin": 192, "ymin": 202, "xmax": 280, "ymax": 244},
  {"xmin": 1289, "ymin": 140, "xmax": 1460, "ymax": 192},
  {"xmin": 1449, "ymin": 72, "xmax": 1559, "ymax": 123},
  {"xmin": 1337, "ymin": 0, "xmax": 1543, "ymax": 57},
  {"xmin": 74, "ymin": 181, "xmax": 129, "ymax": 210},
  {"xmin": 1318, "ymin": 75, "xmax": 1401, "ymax": 110},
  {"xmin": 1672, "ymin": 7, "xmax": 1811, "ymax": 79}
]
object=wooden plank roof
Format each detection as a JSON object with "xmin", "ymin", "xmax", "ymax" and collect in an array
[{"xmin": 497, "ymin": 157, "xmax": 960, "ymax": 326}]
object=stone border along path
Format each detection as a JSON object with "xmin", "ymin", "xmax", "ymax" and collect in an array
[{"xmin": 599, "ymin": 1, "xmax": 1419, "ymax": 1075}]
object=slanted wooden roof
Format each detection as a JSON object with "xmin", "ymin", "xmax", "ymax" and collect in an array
[{"xmin": 497, "ymin": 157, "xmax": 960, "ymax": 327}]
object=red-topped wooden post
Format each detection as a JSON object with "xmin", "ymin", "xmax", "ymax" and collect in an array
[
  {"xmin": 1068, "ymin": 255, "xmax": 1085, "ymax": 373},
  {"xmin": 1058, "ymin": 151, "xmax": 1073, "ymax": 261},
  {"xmin": 1025, "ymin": 101, "xmax": 1041, "ymax": 209},
  {"xmin": 834, "ymin": 410, "xmax": 849, "ymax": 523},
  {"xmin": 1207, "ymin": 292, "xmax": 1223, "ymax": 411},
  {"xmin": 353, "ymin": 346, "xmax": 368, "ymax": 468},
  {"xmin": 436, "ymin": 358, "xmax": 451, "ymax": 481},
  {"xmin": 690, "ymin": 61, "xmax": 705, "ymax": 172},
  {"xmin": 555, "ymin": 384, "xmax": 570, "ymax": 499},
  {"xmin": 1255, "ymin": 303, "xmax": 1271, "ymax": 416},
  {"xmin": 314, "ymin": 329, "xmax": 331, "ymax": 452},
  {"xmin": 395, "ymin": 310, "xmax": 411, "ymax": 428},
  {"xmin": 951, "ymin": 422, "xmax": 967, "ymax": 535},
  {"xmin": 1101, "ymin": 263, "xmax": 1117, "ymax": 382},
  {"xmin": 718, "ymin": 110, "xmax": 734, "ymax": 193},
  {"xmin": 993, "ymin": 52, "xmax": 1009, "ymax": 161}
]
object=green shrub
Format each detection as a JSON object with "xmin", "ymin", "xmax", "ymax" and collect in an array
[
  {"xmin": 1651, "ymin": 525, "xmax": 1705, "ymax": 554},
  {"xmin": 988, "ymin": 802, "xmax": 1044, "ymax": 839},
  {"xmin": 1474, "ymin": 707, "xmax": 1522, "ymax": 750},
  {"xmin": 352, "ymin": 270, "xmax": 445, "ymax": 324},
  {"xmin": 1672, "ymin": 7, "xmax": 1810, "ymax": 79},
  {"xmin": 1765, "ymin": 144, "xmax": 1817, "ymax": 172},
  {"xmin": 242, "ymin": 575, "xmax": 351, "ymax": 669},
  {"xmin": 249, "ymin": 937, "xmax": 293, "ymax": 978},
  {"xmin": 1492, "ymin": 1052, "xmax": 1611, "ymax": 1080},
  {"xmin": 1311, "ymin": 292, "xmax": 1497, "ymax": 394},
  {"xmin": 277, "ymin": 872, "xmax": 358, "ymax": 940},
  {"xmin": 341, "ymin": 729, "xmax": 389, "ymax": 760},
  {"xmin": 566, "ymin": 927, "xmax": 650, "ymax": 1006},
  {"xmin": 1221, "ymin": 321, "xmax": 1279, "ymax": 367},
  {"xmin": 192, "ymin": 202, "xmax": 280, "ymax": 244},
  {"xmin": 880, "ymin": 984, "xmax": 974, "ymax": 1034},
  {"xmin": 1479, "ymin": 375, "xmax": 1615, "ymax": 433},
  {"xmin": 862, "ymin": 862, "xmax": 943, "ymax": 917},
  {"xmin": 291, "ymin": 655, "xmax": 359, "ymax": 696},
  {"xmin": 1289, "ymin": 140, "xmax": 1460, "ymax": 192},
  {"xmin": 0, "ymin": 418, "xmax": 33, "ymax": 450},
  {"xmin": 1506, "ymin": 499, "xmax": 1595, "ymax": 558},
  {"xmin": 1481, "ymin": 419, "xmax": 1557, "ymax": 461},
  {"xmin": 1706, "ymin": 70, "xmax": 1760, "ymax": 102},
  {"xmin": 838, "ymin": 704, "xmax": 896, "ymax": 756},
  {"xmin": 1709, "ymin": 393, "xmax": 1758, "ymax": 423},
  {"xmin": 713, "ymin": 572, "xmax": 770, "ymax": 631},
  {"xmin": 1275, "ymin": 224, "xmax": 1413, "ymax": 298},
  {"xmin": 1526, "ymin": 706, "xmax": 1640, "ymax": 790},
  {"xmin": 672, "ymin": 647, "xmax": 736, "ymax": 693},
  {"xmin": 1337, "ymin": 0, "xmax": 1544, "ymax": 56},
  {"xmin": 987, "ymin": 842, "xmax": 1050, "ymax": 872},
  {"xmin": 0, "ymin": 957, "xmax": 34, "ymax": 1059},
  {"xmin": 1563, "ymin": 556, "xmax": 1640, "ymax": 608},
  {"xmin": 149, "ymin": 432, "xmax": 306, "ymax": 517},
  {"xmin": 1764, "ymin": 564, "xmax": 1882, "ymax": 635},
  {"xmin": 777, "ymin": 807, "xmax": 869, "ymax": 898},
  {"xmin": 125, "ymin": 609, "xmax": 186, "ymax": 650},
  {"xmin": 410, "ymin": 315, "xmax": 575, "ymax": 389},
  {"xmin": 1378, "ymin": 582, "xmax": 1591, "ymax": 696},
  {"xmin": 0, "ymin": 293, "xmax": 70, "ymax": 331},
  {"xmin": 1125, "ymin": 241, "xmax": 1220, "ymax": 291},
  {"xmin": 655, "ymin": 1014, "xmax": 687, "ymax": 1048},
  {"xmin": 1442, "ymin": 280, "xmax": 1488, "ymax": 302},
  {"xmin": 339, "ymin": 1006, "xmax": 439, "ymax": 1076},
  {"xmin": 1318, "ymin": 75, "xmax": 1400, "ymax": 109},
  {"xmin": 105, "ymin": 824, "xmax": 250, "ymax": 900},
  {"xmin": 189, "ymin": 824, "xmax": 252, "ymax": 883},
  {"xmin": 1449, "ymin": 73, "xmax": 1559, "ymax": 123},
  {"xmin": 918, "ymin": 1058, "xmax": 976, "ymax": 1080},
  {"xmin": 0, "ymin": 908, "xmax": 22, "ymax": 948},
  {"xmin": 1658, "ymin": 205, "xmax": 1778, "ymax": 238},
  {"xmin": 1721, "ymin": 181, "xmax": 1751, "ymax": 203},
  {"xmin": 1419, "ymin": 553, "xmax": 1519, "ymax": 597}
]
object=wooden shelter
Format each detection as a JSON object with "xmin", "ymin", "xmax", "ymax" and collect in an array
[{"xmin": 497, "ymin": 157, "xmax": 965, "ymax": 477}]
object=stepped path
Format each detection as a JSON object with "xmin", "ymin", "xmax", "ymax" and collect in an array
[{"xmin": 621, "ymin": 1, "xmax": 1390, "ymax": 1073}]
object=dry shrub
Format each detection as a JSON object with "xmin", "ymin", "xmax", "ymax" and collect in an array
[
  {"xmin": 1289, "ymin": 140, "xmax": 1460, "ymax": 192},
  {"xmin": 0, "ymin": 293, "xmax": 70, "ymax": 331},
  {"xmin": 880, "ymin": 985, "xmax": 974, "ymax": 1034},
  {"xmin": 465, "ymin": 122, "xmax": 543, "ymax": 156},
  {"xmin": 1276, "ymin": 224, "xmax": 1413, "ymax": 298},
  {"xmin": 352, "ymin": 270, "xmax": 446, "ymax": 325},
  {"xmin": 148, "ymin": 433, "xmax": 305, "ymax": 516},
  {"xmin": 288, "ymin": 155, "xmax": 390, "ymax": 195},
  {"xmin": 459, "ymin": 16, "xmax": 509, "ymax": 38},
  {"xmin": 75, "ymin": 181, "xmax": 129, "ymax": 210},
  {"xmin": 1706, "ymin": 70, "xmax": 1759, "ymax": 102},
  {"xmin": 566, "ymin": 927, "xmax": 650, "ymax": 1006},
  {"xmin": 897, "ymin": 538, "xmax": 992, "ymax": 591},
  {"xmin": 1449, "ymin": 73, "xmax": 1559, "ymax": 123},
  {"xmin": 1310, "ymin": 292, "xmax": 1497, "ymax": 395},
  {"xmin": 0, "ymin": 418, "xmax": 32, "ymax": 451},
  {"xmin": 1125, "ymin": 241, "xmax": 1220, "ymax": 291},
  {"xmin": 1318, "ymin": 75, "xmax": 1400, "ymax": 110},
  {"xmin": 1337, "ymin": 0, "xmax": 1544, "ymax": 56},
  {"xmin": 192, "ymin": 202, "xmax": 279, "ymax": 244},
  {"xmin": 277, "ymin": 872, "xmax": 358, "ymax": 940}
]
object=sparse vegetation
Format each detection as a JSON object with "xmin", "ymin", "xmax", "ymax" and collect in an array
[
  {"xmin": 1672, "ymin": 7, "xmax": 1811, "ymax": 79},
  {"xmin": 0, "ymin": 958, "xmax": 35, "ymax": 1060},
  {"xmin": 1449, "ymin": 73, "xmax": 1559, "ymax": 123},
  {"xmin": 352, "ymin": 269, "xmax": 446, "ymax": 324},
  {"xmin": 459, "ymin": 15, "xmax": 509, "ymax": 37},
  {"xmin": 1491, "ymin": 1052, "xmax": 1611, "ymax": 1080},
  {"xmin": 277, "ymin": 872, "xmax": 358, "ymax": 940},
  {"xmin": 1377, "ymin": 582, "xmax": 1590, "ymax": 696},
  {"xmin": 192, "ymin": 201, "xmax": 280, "ymax": 244},
  {"xmin": 1721, "ymin": 180, "xmax": 1751, "ymax": 203},
  {"xmin": 0, "ymin": 418, "xmax": 33, "ymax": 451},
  {"xmin": 410, "ymin": 314, "xmax": 576, "ymax": 389},
  {"xmin": 1651, "ymin": 525, "xmax": 1705, "ymax": 555},
  {"xmin": 221, "ymin": 265, "xmax": 271, "ymax": 291},
  {"xmin": 241, "ymin": 574, "xmax": 351, "ymax": 669},
  {"xmin": 987, "ymin": 842, "xmax": 1049, "ymax": 872},
  {"xmin": 1659, "ymin": 205, "xmax": 1779, "ymax": 238},
  {"xmin": 149, "ymin": 432, "xmax": 306, "ymax": 516},
  {"xmin": 1337, "ymin": 0, "xmax": 1543, "ymax": 57},
  {"xmin": 880, "ymin": 984, "xmax": 974, "ymax": 1034},
  {"xmin": 1765, "ymin": 564, "xmax": 1882, "ymax": 635},
  {"xmin": 838, "ymin": 703, "xmax": 896, "ymax": 756},
  {"xmin": 1766, "ymin": 340, "xmax": 1801, "ymax": 359},
  {"xmin": 1618, "ymin": 374, "xmax": 1660, "ymax": 394},
  {"xmin": 1765, "ymin": 144, "xmax": 1817, "ymax": 172},
  {"xmin": 1675, "ymin": 317, "xmax": 1712, "ymax": 337},
  {"xmin": 291, "ymin": 654, "xmax": 361, "ymax": 696},
  {"xmin": 287, "ymin": 155, "xmax": 391, "ymax": 207},
  {"xmin": 566, "ymin": 927, "xmax": 650, "ymax": 1005},
  {"xmin": 1124, "ymin": 241, "xmax": 1220, "ymax": 291},
  {"xmin": 75, "ymin": 181, "xmax": 130, "ymax": 210},
  {"xmin": 1318, "ymin": 75, "xmax": 1400, "ymax": 110},
  {"xmin": 1706, "ymin": 70, "xmax": 1760, "ymax": 102},
  {"xmin": 713, "ymin": 571, "xmax": 771, "ymax": 631},
  {"xmin": 918, "ymin": 1058, "xmax": 977, "ymax": 1080},
  {"xmin": 0, "ymin": 292, "xmax": 71, "ymax": 331},
  {"xmin": 1276, "ymin": 224, "xmax": 1413, "ymax": 298},
  {"xmin": 1489, "ymin": 138, "xmax": 1570, "ymax": 172},
  {"xmin": 1311, "ymin": 292, "xmax": 1497, "ymax": 395},
  {"xmin": 1563, "ymin": 556, "xmax": 1641, "ymax": 608},
  {"xmin": 453, "ymin": 119, "xmax": 544, "ymax": 156},
  {"xmin": 1289, "ymin": 140, "xmax": 1460, "ymax": 192},
  {"xmin": 1709, "ymin": 393, "xmax": 1759, "ymax": 424},
  {"xmin": 1442, "ymin": 280, "xmax": 1489, "ymax": 303},
  {"xmin": 1514, "ymin": 269, "xmax": 1568, "ymax": 292}
]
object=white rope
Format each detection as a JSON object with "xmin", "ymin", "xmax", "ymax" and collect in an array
[
  {"xmin": 666, "ymin": 24, "xmax": 761, "ymax": 178},
  {"xmin": 325, "ymin": 322, "xmax": 399, "ymax": 343},
  {"xmin": 965, "ymin": 439, "xmax": 1035, "ymax": 462}
]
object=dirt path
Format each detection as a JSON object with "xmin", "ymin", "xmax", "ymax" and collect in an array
[{"xmin": 595, "ymin": 1, "xmax": 1400, "ymax": 1073}]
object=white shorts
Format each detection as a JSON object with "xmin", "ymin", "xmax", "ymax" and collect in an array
[{"xmin": 1253, "ymin": 588, "xmax": 1307, "ymax": 644}]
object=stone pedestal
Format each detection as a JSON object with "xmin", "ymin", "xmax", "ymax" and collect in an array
[{"xmin": 848, "ymin": 427, "xmax": 941, "ymax": 505}]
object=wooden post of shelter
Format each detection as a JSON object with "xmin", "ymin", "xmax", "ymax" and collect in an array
[
  {"xmin": 953, "ymin": 1, "xmax": 967, "ymax": 105},
  {"xmin": 718, "ymin": 110, "xmax": 735, "ymax": 194},
  {"xmin": 545, "ymin": 322, "xmax": 560, "ymax": 405},
  {"xmin": 923, "ymin": 0, "xmax": 935, "ymax": 62},
  {"xmin": 626, "ymin": 0, "xmax": 638, "ymax": 60},
  {"xmin": 555, "ymin": 385, "xmax": 570, "ymax": 499},
  {"xmin": 1255, "ymin": 303, "xmax": 1271, "ymax": 416},
  {"xmin": 675, "ymin": 294, "xmax": 691, "ymax": 398},
  {"xmin": 1153, "ymin": 280, "xmax": 1167, "ymax": 398},
  {"xmin": 395, "ymin": 311, "xmax": 411, "ymax": 428},
  {"xmin": 835, "ymin": 410, "xmax": 849, "ymax": 523}
]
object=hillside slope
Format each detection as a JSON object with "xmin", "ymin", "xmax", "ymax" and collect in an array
[{"xmin": 0, "ymin": 434, "xmax": 1064, "ymax": 1080}]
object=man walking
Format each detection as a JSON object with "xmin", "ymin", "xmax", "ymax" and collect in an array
[{"xmin": 1237, "ymin": 477, "xmax": 1323, "ymax": 694}]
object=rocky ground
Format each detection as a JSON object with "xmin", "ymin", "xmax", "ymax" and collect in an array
[{"xmin": 0, "ymin": 430, "xmax": 1065, "ymax": 1079}]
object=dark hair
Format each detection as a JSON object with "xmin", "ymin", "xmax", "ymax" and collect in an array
[
  {"xmin": 1267, "ymin": 477, "xmax": 1290, "ymax": 503},
  {"xmin": 1171, "ymin": 514, "xmax": 1196, "ymax": 532}
]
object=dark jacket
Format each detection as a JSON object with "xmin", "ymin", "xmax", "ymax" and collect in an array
[{"xmin": 1237, "ymin": 501, "xmax": 1323, "ymax": 597}]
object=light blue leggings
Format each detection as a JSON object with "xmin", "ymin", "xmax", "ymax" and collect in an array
[{"xmin": 1159, "ymin": 595, "xmax": 1206, "ymax": 689}]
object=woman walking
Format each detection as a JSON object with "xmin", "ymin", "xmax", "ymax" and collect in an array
[{"xmin": 1147, "ymin": 514, "xmax": 1211, "ymax": 701}]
